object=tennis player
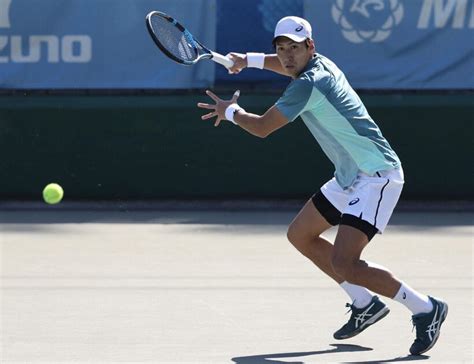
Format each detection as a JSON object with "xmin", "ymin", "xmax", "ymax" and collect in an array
[{"xmin": 197, "ymin": 16, "xmax": 447, "ymax": 355}]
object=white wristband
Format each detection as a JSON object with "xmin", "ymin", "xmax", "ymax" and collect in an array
[
  {"xmin": 225, "ymin": 103, "xmax": 244, "ymax": 125},
  {"xmin": 246, "ymin": 53, "xmax": 265, "ymax": 69}
]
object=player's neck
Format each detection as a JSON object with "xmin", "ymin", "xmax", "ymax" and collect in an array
[{"xmin": 291, "ymin": 53, "xmax": 316, "ymax": 79}]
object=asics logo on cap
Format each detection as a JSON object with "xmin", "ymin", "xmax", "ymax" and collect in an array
[{"xmin": 295, "ymin": 26, "xmax": 304, "ymax": 32}]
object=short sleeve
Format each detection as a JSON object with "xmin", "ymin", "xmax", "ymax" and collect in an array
[{"xmin": 275, "ymin": 78, "xmax": 314, "ymax": 122}]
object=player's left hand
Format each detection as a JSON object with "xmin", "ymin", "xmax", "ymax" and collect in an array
[{"xmin": 197, "ymin": 90, "xmax": 240, "ymax": 127}]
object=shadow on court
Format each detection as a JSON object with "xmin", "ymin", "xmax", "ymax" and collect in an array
[
  {"xmin": 343, "ymin": 354, "xmax": 430, "ymax": 363},
  {"xmin": 232, "ymin": 344, "xmax": 430, "ymax": 364},
  {"xmin": 232, "ymin": 344, "xmax": 373, "ymax": 364}
]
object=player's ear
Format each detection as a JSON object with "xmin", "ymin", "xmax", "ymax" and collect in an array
[{"xmin": 306, "ymin": 39, "xmax": 315, "ymax": 51}]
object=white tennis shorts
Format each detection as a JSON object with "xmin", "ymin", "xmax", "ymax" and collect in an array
[{"xmin": 321, "ymin": 168, "xmax": 404, "ymax": 234}]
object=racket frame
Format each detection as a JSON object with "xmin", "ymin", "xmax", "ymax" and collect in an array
[{"xmin": 145, "ymin": 11, "xmax": 233, "ymax": 68}]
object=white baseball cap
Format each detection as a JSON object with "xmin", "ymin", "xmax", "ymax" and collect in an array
[{"xmin": 273, "ymin": 16, "xmax": 312, "ymax": 43}]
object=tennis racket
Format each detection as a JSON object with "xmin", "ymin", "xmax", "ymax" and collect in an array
[{"xmin": 145, "ymin": 11, "xmax": 234, "ymax": 68}]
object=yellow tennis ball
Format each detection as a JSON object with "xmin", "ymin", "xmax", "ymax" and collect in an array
[{"xmin": 42, "ymin": 183, "xmax": 64, "ymax": 204}]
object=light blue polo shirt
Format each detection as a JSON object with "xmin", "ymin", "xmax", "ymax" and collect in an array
[{"xmin": 275, "ymin": 54, "xmax": 401, "ymax": 189}]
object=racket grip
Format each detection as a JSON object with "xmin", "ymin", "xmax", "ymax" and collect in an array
[{"xmin": 211, "ymin": 52, "xmax": 234, "ymax": 69}]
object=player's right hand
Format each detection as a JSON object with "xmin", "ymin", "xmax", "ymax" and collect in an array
[{"xmin": 227, "ymin": 53, "xmax": 247, "ymax": 74}]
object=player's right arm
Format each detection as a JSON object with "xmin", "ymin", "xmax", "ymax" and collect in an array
[
  {"xmin": 197, "ymin": 90, "xmax": 288, "ymax": 138},
  {"xmin": 228, "ymin": 53, "xmax": 287, "ymax": 76}
]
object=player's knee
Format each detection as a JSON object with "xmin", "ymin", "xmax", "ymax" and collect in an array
[
  {"xmin": 286, "ymin": 224, "xmax": 298, "ymax": 244},
  {"xmin": 287, "ymin": 222, "xmax": 313, "ymax": 243},
  {"xmin": 331, "ymin": 256, "xmax": 356, "ymax": 281},
  {"xmin": 286, "ymin": 222, "xmax": 298, "ymax": 242},
  {"xmin": 287, "ymin": 224, "xmax": 312, "ymax": 254}
]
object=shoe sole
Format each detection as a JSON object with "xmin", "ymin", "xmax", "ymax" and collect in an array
[
  {"xmin": 411, "ymin": 301, "xmax": 449, "ymax": 355},
  {"xmin": 334, "ymin": 306, "xmax": 390, "ymax": 340}
]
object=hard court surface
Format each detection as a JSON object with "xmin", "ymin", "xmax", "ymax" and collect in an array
[{"xmin": 0, "ymin": 207, "xmax": 472, "ymax": 363}]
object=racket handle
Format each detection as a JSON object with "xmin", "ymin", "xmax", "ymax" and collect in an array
[{"xmin": 211, "ymin": 52, "xmax": 234, "ymax": 69}]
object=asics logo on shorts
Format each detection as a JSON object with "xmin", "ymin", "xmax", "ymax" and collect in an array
[{"xmin": 349, "ymin": 198, "xmax": 360, "ymax": 206}]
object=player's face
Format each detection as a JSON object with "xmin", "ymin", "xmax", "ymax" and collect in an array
[{"xmin": 275, "ymin": 38, "xmax": 315, "ymax": 78}]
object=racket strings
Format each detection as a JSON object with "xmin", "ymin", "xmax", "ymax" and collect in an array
[{"xmin": 150, "ymin": 15, "xmax": 198, "ymax": 62}]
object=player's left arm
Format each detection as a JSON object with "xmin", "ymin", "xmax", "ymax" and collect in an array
[
  {"xmin": 232, "ymin": 105, "xmax": 288, "ymax": 138},
  {"xmin": 197, "ymin": 90, "xmax": 288, "ymax": 138}
]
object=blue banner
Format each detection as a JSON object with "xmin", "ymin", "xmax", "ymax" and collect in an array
[
  {"xmin": 216, "ymin": 0, "xmax": 474, "ymax": 90},
  {"xmin": 0, "ymin": 0, "xmax": 216, "ymax": 89},
  {"xmin": 304, "ymin": 0, "xmax": 474, "ymax": 89},
  {"xmin": 0, "ymin": 0, "xmax": 473, "ymax": 89}
]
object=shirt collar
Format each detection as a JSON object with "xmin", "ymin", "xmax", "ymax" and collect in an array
[{"xmin": 298, "ymin": 54, "xmax": 319, "ymax": 77}]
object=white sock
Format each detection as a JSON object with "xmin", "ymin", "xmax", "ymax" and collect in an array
[
  {"xmin": 393, "ymin": 282, "xmax": 433, "ymax": 315},
  {"xmin": 340, "ymin": 281, "xmax": 374, "ymax": 308}
]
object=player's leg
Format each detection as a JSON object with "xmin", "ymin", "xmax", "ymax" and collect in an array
[
  {"xmin": 329, "ymin": 173, "xmax": 408, "ymax": 338},
  {"xmin": 330, "ymin": 224, "xmax": 392, "ymax": 339},
  {"xmin": 331, "ymin": 169, "xmax": 448, "ymax": 354},
  {"xmin": 331, "ymin": 168, "xmax": 419, "ymax": 298},
  {"xmin": 287, "ymin": 184, "xmax": 375, "ymax": 313},
  {"xmin": 331, "ymin": 169, "xmax": 436, "ymax": 305},
  {"xmin": 332, "ymin": 225, "xmax": 400, "ymax": 297},
  {"xmin": 286, "ymin": 197, "xmax": 340, "ymax": 282}
]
